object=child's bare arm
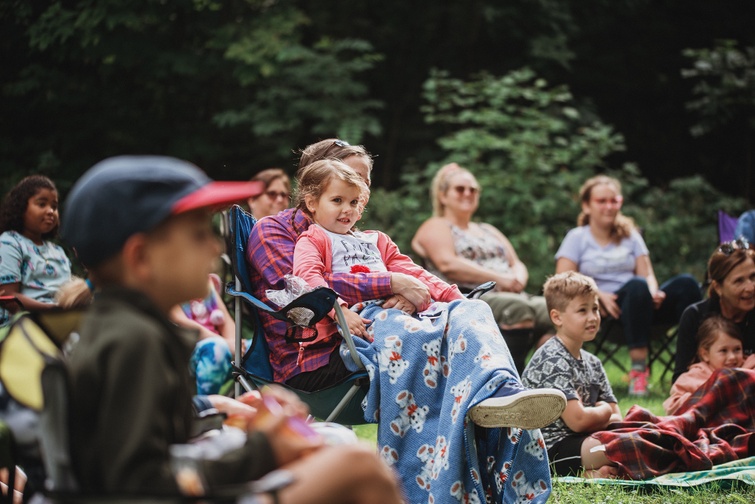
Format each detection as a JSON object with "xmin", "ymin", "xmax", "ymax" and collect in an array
[
  {"xmin": 608, "ymin": 402, "xmax": 622, "ymax": 424},
  {"xmin": 561, "ymin": 399, "xmax": 614, "ymax": 433}
]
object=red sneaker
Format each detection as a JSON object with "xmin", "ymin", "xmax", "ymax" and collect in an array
[{"xmin": 628, "ymin": 368, "xmax": 649, "ymax": 396}]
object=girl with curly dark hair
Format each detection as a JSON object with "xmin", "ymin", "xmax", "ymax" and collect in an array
[{"xmin": 0, "ymin": 175, "xmax": 71, "ymax": 325}]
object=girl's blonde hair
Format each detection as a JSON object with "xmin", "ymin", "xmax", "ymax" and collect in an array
[
  {"xmin": 430, "ymin": 163, "xmax": 475, "ymax": 217},
  {"xmin": 295, "ymin": 159, "xmax": 370, "ymax": 217},
  {"xmin": 577, "ymin": 175, "xmax": 635, "ymax": 242},
  {"xmin": 695, "ymin": 315, "xmax": 742, "ymax": 362}
]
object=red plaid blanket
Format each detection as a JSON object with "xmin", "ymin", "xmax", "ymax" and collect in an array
[{"xmin": 592, "ymin": 368, "xmax": 755, "ymax": 480}]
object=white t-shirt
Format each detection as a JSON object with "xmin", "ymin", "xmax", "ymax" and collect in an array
[
  {"xmin": 319, "ymin": 226, "xmax": 388, "ymax": 274},
  {"xmin": 555, "ymin": 225, "xmax": 648, "ymax": 293}
]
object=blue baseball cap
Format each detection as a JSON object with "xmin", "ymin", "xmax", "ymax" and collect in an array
[{"xmin": 62, "ymin": 155, "xmax": 264, "ymax": 267}]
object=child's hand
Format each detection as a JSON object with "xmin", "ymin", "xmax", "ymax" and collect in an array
[
  {"xmin": 263, "ymin": 413, "xmax": 324, "ymax": 466},
  {"xmin": 239, "ymin": 386, "xmax": 310, "ymax": 420},
  {"xmin": 342, "ymin": 309, "xmax": 371, "ymax": 341},
  {"xmin": 246, "ymin": 388, "xmax": 324, "ymax": 466}
]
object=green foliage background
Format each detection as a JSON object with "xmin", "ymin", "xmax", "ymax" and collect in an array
[
  {"xmin": 1, "ymin": 2, "xmax": 753, "ymax": 281},
  {"xmin": 360, "ymin": 69, "xmax": 747, "ymax": 289}
]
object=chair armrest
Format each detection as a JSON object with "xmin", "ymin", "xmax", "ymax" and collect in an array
[
  {"xmin": 466, "ymin": 281, "xmax": 496, "ymax": 299},
  {"xmin": 225, "ymin": 284, "xmax": 364, "ymax": 370}
]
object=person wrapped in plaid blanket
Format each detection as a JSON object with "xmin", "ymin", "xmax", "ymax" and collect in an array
[{"xmin": 593, "ymin": 367, "xmax": 755, "ymax": 479}]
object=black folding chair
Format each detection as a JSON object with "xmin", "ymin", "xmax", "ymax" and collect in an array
[{"xmin": 585, "ymin": 316, "xmax": 678, "ymax": 383}]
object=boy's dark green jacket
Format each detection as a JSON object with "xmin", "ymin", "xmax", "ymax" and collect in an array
[{"xmin": 68, "ymin": 286, "xmax": 276, "ymax": 494}]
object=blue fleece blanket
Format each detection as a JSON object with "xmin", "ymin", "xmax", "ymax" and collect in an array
[{"xmin": 341, "ymin": 298, "xmax": 552, "ymax": 504}]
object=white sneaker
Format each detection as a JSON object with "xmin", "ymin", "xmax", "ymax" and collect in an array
[{"xmin": 467, "ymin": 388, "xmax": 566, "ymax": 429}]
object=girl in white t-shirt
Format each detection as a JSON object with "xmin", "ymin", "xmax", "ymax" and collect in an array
[{"xmin": 555, "ymin": 175, "xmax": 700, "ymax": 396}]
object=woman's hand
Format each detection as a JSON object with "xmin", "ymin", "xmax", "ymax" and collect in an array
[
  {"xmin": 495, "ymin": 276, "xmax": 525, "ymax": 293},
  {"xmin": 390, "ymin": 273, "xmax": 431, "ymax": 311},
  {"xmin": 211, "ymin": 393, "xmax": 258, "ymax": 421},
  {"xmin": 382, "ymin": 294, "xmax": 417, "ymax": 314},
  {"xmin": 651, "ymin": 290, "xmax": 666, "ymax": 310},
  {"xmin": 342, "ymin": 309, "xmax": 372, "ymax": 341},
  {"xmin": 597, "ymin": 291, "xmax": 621, "ymax": 319}
]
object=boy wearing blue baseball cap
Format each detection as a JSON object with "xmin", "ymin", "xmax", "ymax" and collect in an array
[{"xmin": 61, "ymin": 156, "xmax": 402, "ymax": 502}]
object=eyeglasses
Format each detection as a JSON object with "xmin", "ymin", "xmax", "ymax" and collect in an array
[
  {"xmin": 333, "ymin": 139, "xmax": 350, "ymax": 148},
  {"xmin": 452, "ymin": 185, "xmax": 479, "ymax": 196},
  {"xmin": 265, "ymin": 190, "xmax": 290, "ymax": 201},
  {"xmin": 591, "ymin": 196, "xmax": 623, "ymax": 207},
  {"xmin": 718, "ymin": 237, "xmax": 751, "ymax": 255}
]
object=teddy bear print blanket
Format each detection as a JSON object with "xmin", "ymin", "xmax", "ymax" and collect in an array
[{"xmin": 341, "ymin": 298, "xmax": 551, "ymax": 504}]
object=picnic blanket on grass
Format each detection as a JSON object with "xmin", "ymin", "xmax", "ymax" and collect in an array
[
  {"xmin": 556, "ymin": 455, "xmax": 755, "ymax": 490},
  {"xmin": 340, "ymin": 298, "xmax": 552, "ymax": 504},
  {"xmin": 592, "ymin": 368, "xmax": 755, "ymax": 480}
]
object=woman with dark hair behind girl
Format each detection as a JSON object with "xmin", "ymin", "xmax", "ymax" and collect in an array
[
  {"xmin": 247, "ymin": 168, "xmax": 291, "ymax": 220},
  {"xmin": 0, "ymin": 175, "xmax": 71, "ymax": 325}
]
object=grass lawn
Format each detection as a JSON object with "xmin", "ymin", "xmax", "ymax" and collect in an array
[{"xmin": 352, "ymin": 347, "xmax": 755, "ymax": 503}]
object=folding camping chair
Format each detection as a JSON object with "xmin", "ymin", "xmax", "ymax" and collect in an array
[
  {"xmin": 585, "ymin": 317, "xmax": 679, "ymax": 383},
  {"xmin": 224, "ymin": 205, "xmax": 369, "ymax": 425},
  {"xmin": 0, "ymin": 310, "xmax": 82, "ymax": 501},
  {"xmin": 1, "ymin": 310, "xmax": 292, "ymax": 503}
]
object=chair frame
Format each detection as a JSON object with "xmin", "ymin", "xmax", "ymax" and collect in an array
[
  {"xmin": 585, "ymin": 316, "xmax": 678, "ymax": 383},
  {"xmin": 0, "ymin": 422, "xmax": 17, "ymax": 504}
]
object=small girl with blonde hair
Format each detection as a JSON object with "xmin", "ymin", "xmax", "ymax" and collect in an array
[
  {"xmin": 664, "ymin": 315, "xmax": 755, "ymax": 414},
  {"xmin": 293, "ymin": 159, "xmax": 464, "ymax": 339}
]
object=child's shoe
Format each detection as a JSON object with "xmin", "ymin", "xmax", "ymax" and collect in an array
[
  {"xmin": 628, "ymin": 368, "xmax": 649, "ymax": 396},
  {"xmin": 468, "ymin": 381, "xmax": 566, "ymax": 430}
]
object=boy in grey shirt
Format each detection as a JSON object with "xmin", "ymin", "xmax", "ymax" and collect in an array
[{"xmin": 522, "ymin": 271, "xmax": 622, "ymax": 477}]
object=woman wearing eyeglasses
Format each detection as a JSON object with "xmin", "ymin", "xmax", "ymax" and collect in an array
[
  {"xmin": 411, "ymin": 163, "xmax": 554, "ymax": 373},
  {"xmin": 248, "ymin": 168, "xmax": 291, "ymax": 220},
  {"xmin": 555, "ymin": 175, "xmax": 701, "ymax": 396},
  {"xmin": 672, "ymin": 240, "xmax": 755, "ymax": 383}
]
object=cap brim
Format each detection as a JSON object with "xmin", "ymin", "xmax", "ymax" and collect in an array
[{"xmin": 172, "ymin": 180, "xmax": 266, "ymax": 214}]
